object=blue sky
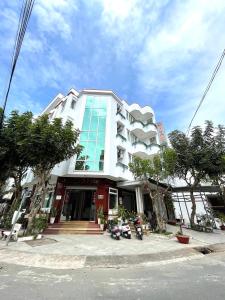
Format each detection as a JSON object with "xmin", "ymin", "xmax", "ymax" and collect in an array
[{"xmin": 0, "ymin": 0, "xmax": 225, "ymax": 133}]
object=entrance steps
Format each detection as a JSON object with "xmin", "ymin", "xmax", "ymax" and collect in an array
[{"xmin": 44, "ymin": 221, "xmax": 103, "ymax": 235}]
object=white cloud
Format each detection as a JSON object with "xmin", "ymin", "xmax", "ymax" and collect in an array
[
  {"xmin": 34, "ymin": 0, "xmax": 78, "ymax": 40},
  {"xmin": 98, "ymin": 0, "xmax": 225, "ymax": 130}
]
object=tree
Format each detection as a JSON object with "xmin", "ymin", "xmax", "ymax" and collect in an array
[
  {"xmin": 27, "ymin": 115, "xmax": 82, "ymax": 220},
  {"xmin": 168, "ymin": 122, "xmax": 225, "ymax": 227},
  {"xmin": 129, "ymin": 148, "xmax": 176, "ymax": 232},
  {"xmin": 0, "ymin": 111, "xmax": 33, "ymax": 207},
  {"xmin": 200, "ymin": 122, "xmax": 225, "ymax": 203}
]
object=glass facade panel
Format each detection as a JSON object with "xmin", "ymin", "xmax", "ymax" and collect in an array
[
  {"xmin": 80, "ymin": 131, "xmax": 89, "ymax": 141},
  {"xmin": 75, "ymin": 96, "xmax": 107, "ymax": 172}
]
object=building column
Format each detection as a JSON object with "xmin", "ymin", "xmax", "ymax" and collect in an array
[{"xmin": 135, "ymin": 186, "xmax": 144, "ymax": 214}]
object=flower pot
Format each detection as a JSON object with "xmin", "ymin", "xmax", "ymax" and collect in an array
[
  {"xmin": 50, "ymin": 217, "xmax": 55, "ymax": 224},
  {"xmin": 220, "ymin": 225, "xmax": 225, "ymax": 231},
  {"xmin": 100, "ymin": 224, "xmax": 104, "ymax": 230},
  {"xmin": 167, "ymin": 220, "xmax": 177, "ymax": 226},
  {"xmin": 176, "ymin": 235, "xmax": 190, "ymax": 244},
  {"xmin": 97, "ymin": 218, "xmax": 101, "ymax": 225},
  {"xmin": 142, "ymin": 224, "xmax": 146, "ymax": 230}
]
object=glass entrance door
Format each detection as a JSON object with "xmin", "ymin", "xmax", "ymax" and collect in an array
[{"xmin": 61, "ymin": 190, "xmax": 95, "ymax": 221}]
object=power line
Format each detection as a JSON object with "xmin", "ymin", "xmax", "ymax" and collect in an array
[
  {"xmin": 0, "ymin": 0, "xmax": 35, "ymax": 129},
  {"xmin": 186, "ymin": 48, "xmax": 225, "ymax": 136}
]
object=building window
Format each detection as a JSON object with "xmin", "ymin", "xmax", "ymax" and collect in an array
[
  {"xmin": 108, "ymin": 188, "xmax": 118, "ymax": 210},
  {"xmin": 150, "ymin": 137, "xmax": 156, "ymax": 144},
  {"xmin": 127, "ymin": 129, "xmax": 131, "ymax": 142},
  {"xmin": 75, "ymin": 96, "xmax": 107, "ymax": 171},
  {"xmin": 71, "ymin": 99, "xmax": 76, "ymax": 109},
  {"xmin": 117, "ymin": 147, "xmax": 125, "ymax": 161},
  {"xmin": 131, "ymin": 133, "xmax": 138, "ymax": 143},
  {"xmin": 128, "ymin": 153, "xmax": 133, "ymax": 163},
  {"xmin": 61, "ymin": 100, "xmax": 66, "ymax": 112}
]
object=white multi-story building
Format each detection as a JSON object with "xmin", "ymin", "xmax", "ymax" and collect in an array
[{"xmin": 25, "ymin": 88, "xmax": 162, "ymax": 223}]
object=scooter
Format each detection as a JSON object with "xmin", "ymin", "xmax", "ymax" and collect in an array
[
  {"xmin": 108, "ymin": 220, "xmax": 121, "ymax": 240},
  {"xmin": 121, "ymin": 222, "xmax": 132, "ymax": 239},
  {"xmin": 111, "ymin": 224, "xmax": 121, "ymax": 240},
  {"xmin": 134, "ymin": 216, "xmax": 143, "ymax": 240}
]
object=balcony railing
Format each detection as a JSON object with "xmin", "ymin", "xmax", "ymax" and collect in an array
[
  {"xmin": 130, "ymin": 119, "xmax": 157, "ymax": 128},
  {"xmin": 116, "ymin": 111, "xmax": 126, "ymax": 119},
  {"xmin": 132, "ymin": 141, "xmax": 161, "ymax": 149},
  {"xmin": 116, "ymin": 133, "xmax": 127, "ymax": 141},
  {"xmin": 116, "ymin": 161, "xmax": 128, "ymax": 170}
]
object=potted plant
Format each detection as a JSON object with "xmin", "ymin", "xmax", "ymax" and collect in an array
[
  {"xmin": 141, "ymin": 214, "xmax": 148, "ymax": 230},
  {"xmin": 176, "ymin": 224, "xmax": 190, "ymax": 244},
  {"xmin": 97, "ymin": 206, "xmax": 104, "ymax": 225},
  {"xmin": 50, "ymin": 206, "xmax": 57, "ymax": 224},
  {"xmin": 118, "ymin": 205, "xmax": 128, "ymax": 222},
  {"xmin": 100, "ymin": 218, "xmax": 105, "ymax": 231}
]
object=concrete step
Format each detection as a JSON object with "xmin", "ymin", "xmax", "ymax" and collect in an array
[
  {"xmin": 44, "ymin": 221, "xmax": 103, "ymax": 235},
  {"xmin": 44, "ymin": 228, "xmax": 103, "ymax": 235}
]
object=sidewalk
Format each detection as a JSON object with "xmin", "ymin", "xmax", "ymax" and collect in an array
[{"xmin": 0, "ymin": 226, "xmax": 225, "ymax": 269}]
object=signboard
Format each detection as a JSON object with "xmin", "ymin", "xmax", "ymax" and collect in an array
[
  {"xmin": 56, "ymin": 195, "xmax": 62, "ymax": 200},
  {"xmin": 98, "ymin": 195, "xmax": 104, "ymax": 200}
]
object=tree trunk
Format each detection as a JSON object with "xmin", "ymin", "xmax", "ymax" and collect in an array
[
  {"xmin": 11, "ymin": 175, "xmax": 22, "ymax": 209},
  {"xmin": 190, "ymin": 188, "xmax": 196, "ymax": 227},
  {"xmin": 26, "ymin": 170, "xmax": 50, "ymax": 234},
  {"xmin": 149, "ymin": 190, "xmax": 166, "ymax": 232}
]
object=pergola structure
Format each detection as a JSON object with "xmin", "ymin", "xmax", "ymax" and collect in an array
[{"xmin": 171, "ymin": 185, "xmax": 222, "ymax": 226}]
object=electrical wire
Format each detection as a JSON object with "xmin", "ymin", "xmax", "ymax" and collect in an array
[
  {"xmin": 186, "ymin": 48, "xmax": 225, "ymax": 136},
  {"xmin": 0, "ymin": 0, "xmax": 35, "ymax": 129}
]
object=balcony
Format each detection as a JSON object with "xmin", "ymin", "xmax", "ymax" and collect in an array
[
  {"xmin": 132, "ymin": 141, "xmax": 160, "ymax": 159},
  {"xmin": 130, "ymin": 120, "xmax": 157, "ymax": 139},
  {"xmin": 129, "ymin": 103, "xmax": 154, "ymax": 122},
  {"xmin": 116, "ymin": 133, "xmax": 127, "ymax": 149}
]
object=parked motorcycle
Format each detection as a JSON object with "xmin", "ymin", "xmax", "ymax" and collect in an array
[
  {"xmin": 121, "ymin": 222, "xmax": 132, "ymax": 239},
  {"xmin": 111, "ymin": 224, "xmax": 121, "ymax": 240},
  {"xmin": 134, "ymin": 216, "xmax": 143, "ymax": 240},
  {"xmin": 108, "ymin": 220, "xmax": 121, "ymax": 240}
]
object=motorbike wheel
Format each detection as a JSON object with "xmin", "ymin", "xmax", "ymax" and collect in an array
[
  {"xmin": 139, "ymin": 234, "xmax": 143, "ymax": 240},
  {"xmin": 128, "ymin": 235, "xmax": 131, "ymax": 239}
]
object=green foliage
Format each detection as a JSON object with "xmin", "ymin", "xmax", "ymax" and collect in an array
[
  {"xmin": 141, "ymin": 213, "xmax": 148, "ymax": 224},
  {"xmin": 118, "ymin": 205, "xmax": 128, "ymax": 220},
  {"xmin": 0, "ymin": 111, "xmax": 33, "ymax": 198},
  {"xmin": 128, "ymin": 149, "xmax": 176, "ymax": 182},
  {"xmin": 169, "ymin": 121, "xmax": 225, "ymax": 226},
  {"xmin": 97, "ymin": 205, "xmax": 104, "ymax": 219},
  {"xmin": 26, "ymin": 114, "xmax": 81, "ymax": 214},
  {"xmin": 27, "ymin": 115, "xmax": 82, "ymax": 173},
  {"xmin": 30, "ymin": 215, "xmax": 48, "ymax": 236},
  {"xmin": 50, "ymin": 206, "xmax": 57, "ymax": 217},
  {"xmin": 169, "ymin": 121, "xmax": 225, "ymax": 186}
]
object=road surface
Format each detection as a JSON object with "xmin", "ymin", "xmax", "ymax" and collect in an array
[{"xmin": 0, "ymin": 252, "xmax": 225, "ymax": 300}]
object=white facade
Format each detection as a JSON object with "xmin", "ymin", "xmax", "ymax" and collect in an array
[{"xmin": 27, "ymin": 88, "xmax": 160, "ymax": 183}]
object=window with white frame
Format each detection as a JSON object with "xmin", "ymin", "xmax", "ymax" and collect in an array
[
  {"xmin": 108, "ymin": 188, "xmax": 118, "ymax": 210},
  {"xmin": 71, "ymin": 99, "xmax": 76, "ymax": 109}
]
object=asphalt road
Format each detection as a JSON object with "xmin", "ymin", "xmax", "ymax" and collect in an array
[{"xmin": 0, "ymin": 252, "xmax": 225, "ymax": 300}]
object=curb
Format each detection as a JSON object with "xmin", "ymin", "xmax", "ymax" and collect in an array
[{"xmin": 0, "ymin": 246, "xmax": 206, "ymax": 270}]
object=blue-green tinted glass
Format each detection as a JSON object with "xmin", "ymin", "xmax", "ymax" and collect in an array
[
  {"xmin": 75, "ymin": 96, "xmax": 107, "ymax": 171},
  {"xmin": 98, "ymin": 117, "xmax": 106, "ymax": 131},
  {"xmin": 85, "ymin": 161, "xmax": 95, "ymax": 171},
  {"xmin": 89, "ymin": 131, "xmax": 97, "ymax": 141},
  {"xmin": 82, "ymin": 108, "xmax": 91, "ymax": 130},
  {"xmin": 80, "ymin": 131, "xmax": 88, "ymax": 141},
  {"xmin": 91, "ymin": 115, "xmax": 98, "ymax": 130}
]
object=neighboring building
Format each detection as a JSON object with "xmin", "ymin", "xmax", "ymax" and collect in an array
[
  {"xmin": 156, "ymin": 122, "xmax": 168, "ymax": 147},
  {"xmin": 24, "ymin": 88, "xmax": 163, "ymax": 223}
]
